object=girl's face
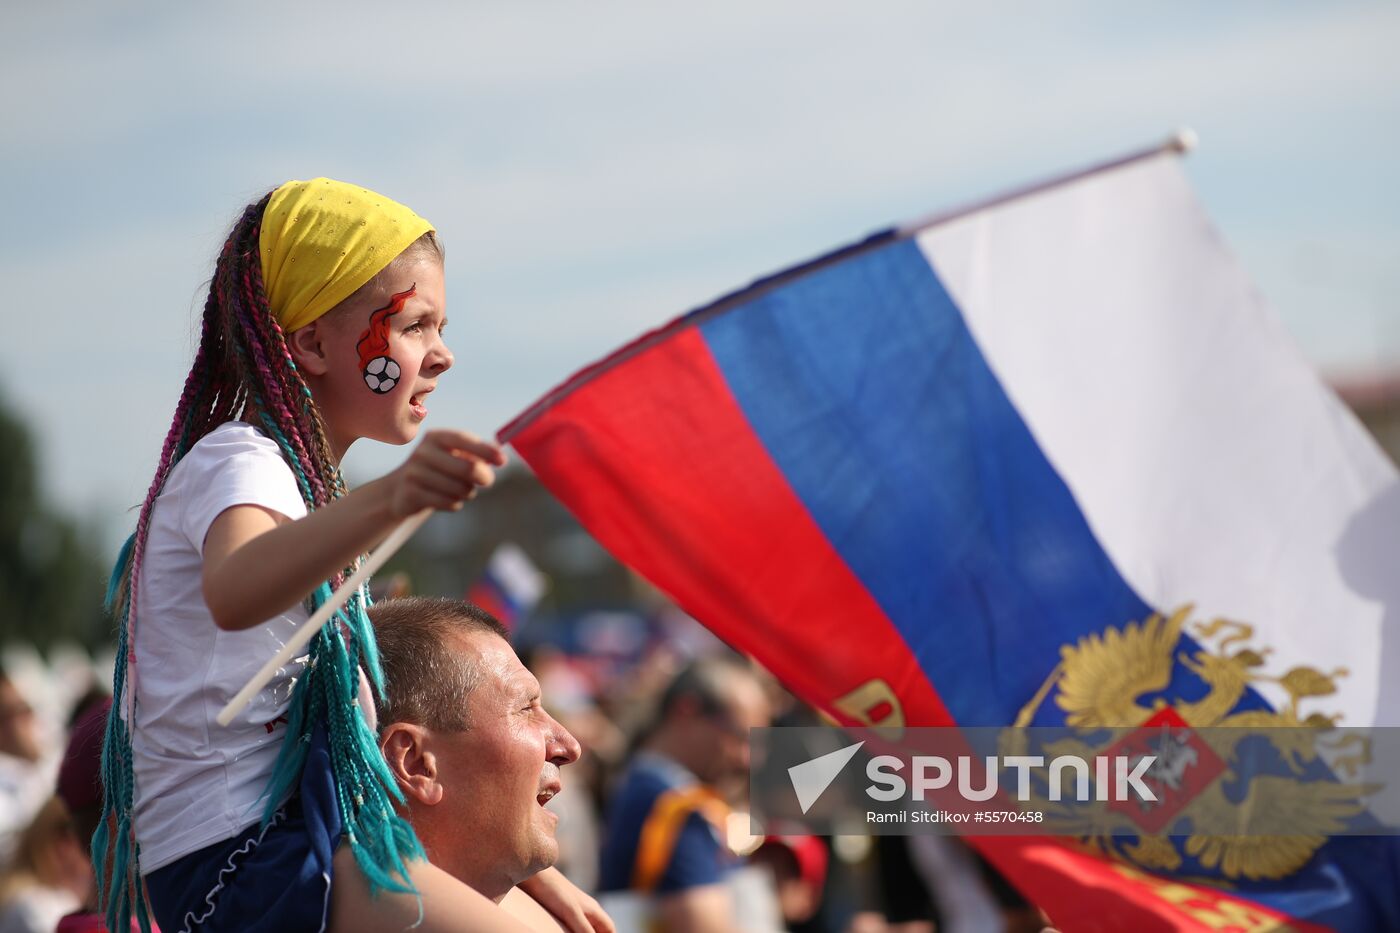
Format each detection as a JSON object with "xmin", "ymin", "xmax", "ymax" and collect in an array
[{"xmin": 290, "ymin": 258, "xmax": 452, "ymax": 458}]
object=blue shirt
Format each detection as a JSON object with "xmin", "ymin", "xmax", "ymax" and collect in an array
[{"xmin": 598, "ymin": 752, "xmax": 734, "ymax": 894}]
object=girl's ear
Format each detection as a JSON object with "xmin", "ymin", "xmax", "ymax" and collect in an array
[{"xmin": 286, "ymin": 320, "xmax": 331, "ymax": 376}]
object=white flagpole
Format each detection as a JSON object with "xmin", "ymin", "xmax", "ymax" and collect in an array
[{"xmin": 215, "ymin": 507, "xmax": 432, "ymax": 727}]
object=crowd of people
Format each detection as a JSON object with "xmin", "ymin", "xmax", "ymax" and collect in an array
[{"xmin": 1, "ymin": 600, "xmax": 1050, "ymax": 933}]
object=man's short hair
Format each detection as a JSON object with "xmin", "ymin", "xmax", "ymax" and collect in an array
[
  {"xmin": 659, "ymin": 655, "xmax": 755, "ymax": 720},
  {"xmin": 369, "ymin": 596, "xmax": 509, "ymax": 733}
]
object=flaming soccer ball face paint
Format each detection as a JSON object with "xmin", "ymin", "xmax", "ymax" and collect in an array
[
  {"xmin": 363, "ymin": 356, "xmax": 400, "ymax": 392},
  {"xmin": 356, "ymin": 285, "xmax": 416, "ymax": 394}
]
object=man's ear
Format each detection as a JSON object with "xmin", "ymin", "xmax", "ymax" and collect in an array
[
  {"xmin": 379, "ymin": 723, "xmax": 443, "ymax": 806},
  {"xmin": 285, "ymin": 319, "xmax": 331, "ymax": 376}
]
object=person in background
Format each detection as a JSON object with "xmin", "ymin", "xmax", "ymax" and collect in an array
[
  {"xmin": 750, "ymin": 835, "xmax": 828, "ymax": 929},
  {"xmin": 598, "ymin": 656, "xmax": 775, "ymax": 932},
  {"xmin": 0, "ymin": 796, "xmax": 89, "ymax": 933},
  {"xmin": 51, "ymin": 695, "xmax": 141, "ymax": 933},
  {"xmin": 0, "ymin": 671, "xmax": 52, "ymax": 866}
]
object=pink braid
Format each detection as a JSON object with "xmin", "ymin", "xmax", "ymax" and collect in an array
[{"xmin": 235, "ymin": 262, "xmax": 331, "ymax": 506}]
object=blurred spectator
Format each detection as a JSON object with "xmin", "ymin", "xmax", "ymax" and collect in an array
[
  {"xmin": 750, "ymin": 836, "xmax": 827, "ymax": 927},
  {"xmin": 53, "ymin": 695, "xmax": 138, "ymax": 933},
  {"xmin": 0, "ymin": 796, "xmax": 88, "ymax": 933},
  {"xmin": 598, "ymin": 656, "xmax": 777, "ymax": 932},
  {"xmin": 873, "ymin": 834, "xmax": 1048, "ymax": 933},
  {"xmin": 0, "ymin": 670, "xmax": 54, "ymax": 865},
  {"xmin": 904, "ymin": 835, "xmax": 1011, "ymax": 933}
]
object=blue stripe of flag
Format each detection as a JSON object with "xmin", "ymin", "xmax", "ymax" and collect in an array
[{"xmin": 699, "ymin": 237, "xmax": 1150, "ymax": 726}]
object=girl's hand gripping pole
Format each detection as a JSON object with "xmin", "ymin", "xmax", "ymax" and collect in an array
[{"xmin": 215, "ymin": 508, "xmax": 432, "ymax": 727}]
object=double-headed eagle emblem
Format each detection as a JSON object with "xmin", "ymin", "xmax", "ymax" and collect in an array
[{"xmin": 1008, "ymin": 605, "xmax": 1377, "ymax": 882}]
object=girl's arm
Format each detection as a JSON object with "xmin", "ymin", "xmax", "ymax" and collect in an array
[
  {"xmin": 500, "ymin": 885, "xmax": 566, "ymax": 931},
  {"xmin": 331, "ymin": 848, "xmax": 535, "ymax": 933},
  {"xmin": 517, "ymin": 867, "xmax": 615, "ymax": 933},
  {"xmin": 202, "ymin": 429, "xmax": 504, "ymax": 631}
]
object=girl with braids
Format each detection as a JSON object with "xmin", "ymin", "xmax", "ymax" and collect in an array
[{"xmin": 97, "ymin": 179, "xmax": 538, "ymax": 933}]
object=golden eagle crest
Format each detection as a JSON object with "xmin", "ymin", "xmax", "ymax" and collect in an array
[{"xmin": 1007, "ymin": 604, "xmax": 1377, "ymax": 882}]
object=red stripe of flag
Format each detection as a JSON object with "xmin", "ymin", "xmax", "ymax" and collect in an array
[{"xmin": 510, "ymin": 326, "xmax": 950, "ymax": 726}]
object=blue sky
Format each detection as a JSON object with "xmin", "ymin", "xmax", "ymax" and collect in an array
[{"xmin": 2, "ymin": 2, "xmax": 1397, "ymax": 549}]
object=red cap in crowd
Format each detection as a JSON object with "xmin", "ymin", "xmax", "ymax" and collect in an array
[{"xmin": 58, "ymin": 696, "xmax": 110, "ymax": 813}]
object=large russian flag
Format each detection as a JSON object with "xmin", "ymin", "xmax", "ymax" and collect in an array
[{"xmin": 500, "ymin": 140, "xmax": 1400, "ymax": 931}]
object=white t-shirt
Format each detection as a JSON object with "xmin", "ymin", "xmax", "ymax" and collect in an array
[{"xmin": 129, "ymin": 421, "xmax": 311, "ymax": 872}]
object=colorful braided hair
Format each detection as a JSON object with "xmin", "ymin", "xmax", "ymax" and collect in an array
[{"xmin": 97, "ymin": 192, "xmax": 436, "ymax": 932}]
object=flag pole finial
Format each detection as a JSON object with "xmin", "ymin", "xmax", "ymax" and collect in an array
[{"xmin": 1170, "ymin": 127, "xmax": 1199, "ymax": 154}]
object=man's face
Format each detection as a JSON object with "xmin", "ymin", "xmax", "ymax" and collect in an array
[
  {"xmin": 695, "ymin": 675, "xmax": 771, "ymax": 786},
  {"xmin": 416, "ymin": 632, "xmax": 581, "ymax": 892}
]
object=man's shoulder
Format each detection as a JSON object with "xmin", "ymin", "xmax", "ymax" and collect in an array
[
  {"xmin": 600, "ymin": 754, "xmax": 731, "ymax": 895},
  {"xmin": 616, "ymin": 754, "xmax": 690, "ymax": 795},
  {"xmin": 607, "ymin": 754, "xmax": 699, "ymax": 823}
]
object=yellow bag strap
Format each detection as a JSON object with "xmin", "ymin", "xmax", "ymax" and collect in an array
[{"xmin": 631, "ymin": 785, "xmax": 732, "ymax": 894}]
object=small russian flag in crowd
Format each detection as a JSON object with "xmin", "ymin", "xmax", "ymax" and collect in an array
[
  {"xmin": 466, "ymin": 543, "xmax": 547, "ymax": 632},
  {"xmin": 501, "ymin": 136, "xmax": 1400, "ymax": 931}
]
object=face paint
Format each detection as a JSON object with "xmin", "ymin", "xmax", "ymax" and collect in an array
[{"xmin": 355, "ymin": 285, "xmax": 416, "ymax": 394}]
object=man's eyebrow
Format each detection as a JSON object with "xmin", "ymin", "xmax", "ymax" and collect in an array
[{"xmin": 509, "ymin": 673, "xmax": 541, "ymax": 699}]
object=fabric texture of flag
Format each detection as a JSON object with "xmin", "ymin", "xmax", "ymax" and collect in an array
[
  {"xmin": 500, "ymin": 143, "xmax": 1400, "ymax": 931},
  {"xmin": 466, "ymin": 543, "xmax": 546, "ymax": 631}
]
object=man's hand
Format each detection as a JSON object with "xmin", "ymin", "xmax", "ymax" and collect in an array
[{"xmin": 517, "ymin": 867, "xmax": 616, "ymax": 933}]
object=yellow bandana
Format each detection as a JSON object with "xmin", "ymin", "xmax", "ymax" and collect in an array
[{"xmin": 258, "ymin": 177, "xmax": 434, "ymax": 333}]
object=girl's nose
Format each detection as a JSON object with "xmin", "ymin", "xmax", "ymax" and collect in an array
[{"xmin": 430, "ymin": 339, "xmax": 454, "ymax": 375}]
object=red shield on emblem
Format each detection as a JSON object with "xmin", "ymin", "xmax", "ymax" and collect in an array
[{"xmin": 1104, "ymin": 707, "xmax": 1226, "ymax": 833}]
